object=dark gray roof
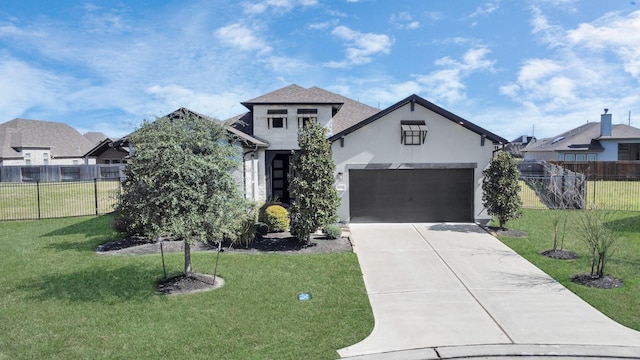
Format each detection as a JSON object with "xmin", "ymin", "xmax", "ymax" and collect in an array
[
  {"xmin": 523, "ymin": 122, "xmax": 640, "ymax": 153},
  {"xmin": 328, "ymin": 94, "xmax": 508, "ymax": 145},
  {"xmin": 0, "ymin": 118, "xmax": 95, "ymax": 159},
  {"xmin": 238, "ymin": 84, "xmax": 379, "ymax": 135},
  {"xmin": 168, "ymin": 108, "xmax": 268, "ymax": 148},
  {"xmin": 83, "ymin": 131, "xmax": 109, "ymax": 145}
]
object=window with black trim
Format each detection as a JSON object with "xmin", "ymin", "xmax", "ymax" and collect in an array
[
  {"xmin": 297, "ymin": 109, "xmax": 318, "ymax": 128},
  {"xmin": 400, "ymin": 120, "xmax": 427, "ymax": 145},
  {"xmin": 267, "ymin": 109, "xmax": 288, "ymax": 129}
]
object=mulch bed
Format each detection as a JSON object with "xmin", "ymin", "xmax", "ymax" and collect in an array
[
  {"xmin": 483, "ymin": 226, "xmax": 528, "ymax": 238},
  {"xmin": 157, "ymin": 273, "xmax": 225, "ymax": 295},
  {"xmin": 540, "ymin": 249, "xmax": 578, "ymax": 260},
  {"xmin": 571, "ymin": 273, "xmax": 624, "ymax": 289}
]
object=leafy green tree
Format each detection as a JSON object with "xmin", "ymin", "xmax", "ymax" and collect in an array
[
  {"xmin": 289, "ymin": 122, "xmax": 340, "ymax": 243},
  {"xmin": 114, "ymin": 114, "xmax": 247, "ymax": 275},
  {"xmin": 482, "ymin": 151, "xmax": 522, "ymax": 229}
]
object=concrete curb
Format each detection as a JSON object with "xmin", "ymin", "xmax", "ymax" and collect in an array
[{"xmin": 341, "ymin": 344, "xmax": 640, "ymax": 359}]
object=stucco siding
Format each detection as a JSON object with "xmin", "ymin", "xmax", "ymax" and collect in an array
[
  {"xmin": 331, "ymin": 102, "xmax": 494, "ymax": 223},
  {"xmin": 252, "ymin": 105, "xmax": 334, "ymax": 150}
]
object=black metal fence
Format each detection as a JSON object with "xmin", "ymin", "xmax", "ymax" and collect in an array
[
  {"xmin": 520, "ymin": 175, "xmax": 640, "ymax": 211},
  {"xmin": 0, "ymin": 179, "xmax": 121, "ymax": 221}
]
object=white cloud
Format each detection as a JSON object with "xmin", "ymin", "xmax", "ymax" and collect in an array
[
  {"xmin": 390, "ymin": 12, "xmax": 420, "ymax": 30},
  {"xmin": 242, "ymin": 0, "xmax": 318, "ymax": 14},
  {"xmin": 215, "ymin": 24, "xmax": 272, "ymax": 54},
  {"xmin": 0, "ymin": 57, "xmax": 64, "ymax": 119},
  {"xmin": 414, "ymin": 47, "xmax": 495, "ymax": 104},
  {"xmin": 466, "ymin": 0, "xmax": 500, "ymax": 19},
  {"xmin": 567, "ymin": 10, "xmax": 640, "ymax": 78},
  {"xmin": 529, "ymin": 6, "xmax": 566, "ymax": 47},
  {"xmin": 326, "ymin": 26, "xmax": 393, "ymax": 67},
  {"xmin": 145, "ymin": 84, "xmax": 244, "ymax": 120}
]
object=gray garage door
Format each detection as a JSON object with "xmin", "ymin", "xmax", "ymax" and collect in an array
[{"xmin": 349, "ymin": 168, "xmax": 474, "ymax": 223}]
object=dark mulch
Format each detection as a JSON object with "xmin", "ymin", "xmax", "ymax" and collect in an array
[
  {"xmin": 98, "ymin": 232, "xmax": 352, "ymax": 256},
  {"xmin": 483, "ymin": 226, "xmax": 528, "ymax": 238},
  {"xmin": 157, "ymin": 273, "xmax": 224, "ymax": 295},
  {"xmin": 540, "ymin": 249, "xmax": 578, "ymax": 260},
  {"xmin": 571, "ymin": 273, "xmax": 624, "ymax": 289}
]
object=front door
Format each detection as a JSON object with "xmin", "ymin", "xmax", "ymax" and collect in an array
[{"xmin": 271, "ymin": 154, "xmax": 291, "ymax": 204}]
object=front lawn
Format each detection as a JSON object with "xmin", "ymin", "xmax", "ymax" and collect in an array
[
  {"xmin": 0, "ymin": 216, "xmax": 373, "ymax": 359},
  {"xmin": 497, "ymin": 209, "xmax": 640, "ymax": 331}
]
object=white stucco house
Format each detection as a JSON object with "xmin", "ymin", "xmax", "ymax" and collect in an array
[
  {"xmin": 523, "ymin": 110, "xmax": 640, "ymax": 162},
  {"xmin": 227, "ymin": 85, "xmax": 507, "ymax": 224}
]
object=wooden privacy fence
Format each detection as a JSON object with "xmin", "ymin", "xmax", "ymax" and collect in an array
[{"xmin": 0, "ymin": 164, "xmax": 125, "ymax": 183}]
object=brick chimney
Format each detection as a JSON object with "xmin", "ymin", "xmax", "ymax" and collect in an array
[{"xmin": 601, "ymin": 109, "xmax": 612, "ymax": 137}]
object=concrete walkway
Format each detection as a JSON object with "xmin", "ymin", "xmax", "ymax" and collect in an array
[{"xmin": 338, "ymin": 223, "xmax": 640, "ymax": 359}]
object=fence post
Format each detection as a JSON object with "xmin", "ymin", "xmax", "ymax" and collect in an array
[
  {"xmin": 94, "ymin": 178, "xmax": 99, "ymax": 216},
  {"xmin": 36, "ymin": 181, "xmax": 42, "ymax": 220}
]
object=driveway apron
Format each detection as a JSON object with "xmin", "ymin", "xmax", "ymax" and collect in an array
[{"xmin": 338, "ymin": 223, "xmax": 640, "ymax": 359}]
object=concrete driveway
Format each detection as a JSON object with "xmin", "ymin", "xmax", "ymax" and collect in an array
[{"xmin": 338, "ymin": 223, "xmax": 640, "ymax": 359}]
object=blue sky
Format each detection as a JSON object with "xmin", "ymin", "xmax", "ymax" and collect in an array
[{"xmin": 1, "ymin": 0, "xmax": 639, "ymax": 141}]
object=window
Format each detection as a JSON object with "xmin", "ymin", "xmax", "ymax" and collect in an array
[
  {"xmin": 400, "ymin": 120, "xmax": 427, "ymax": 145},
  {"xmin": 24, "ymin": 152, "xmax": 31, "ymax": 165},
  {"xmin": 564, "ymin": 154, "xmax": 575, "ymax": 161},
  {"xmin": 576, "ymin": 154, "xmax": 586, "ymax": 161},
  {"xmin": 587, "ymin": 154, "xmax": 597, "ymax": 161},
  {"xmin": 297, "ymin": 109, "xmax": 318, "ymax": 128},
  {"xmin": 267, "ymin": 109, "xmax": 288, "ymax": 129},
  {"xmin": 272, "ymin": 118, "xmax": 285, "ymax": 128},
  {"xmin": 298, "ymin": 116, "xmax": 317, "ymax": 128},
  {"xmin": 43, "ymin": 153, "xmax": 49, "ymax": 166}
]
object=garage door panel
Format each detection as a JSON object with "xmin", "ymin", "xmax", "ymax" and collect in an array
[{"xmin": 349, "ymin": 169, "xmax": 473, "ymax": 223}]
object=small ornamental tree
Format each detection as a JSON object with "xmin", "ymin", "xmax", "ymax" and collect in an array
[
  {"xmin": 114, "ymin": 114, "xmax": 247, "ymax": 275},
  {"xmin": 574, "ymin": 209, "xmax": 619, "ymax": 278},
  {"xmin": 482, "ymin": 151, "xmax": 522, "ymax": 229},
  {"xmin": 289, "ymin": 121, "xmax": 340, "ymax": 243}
]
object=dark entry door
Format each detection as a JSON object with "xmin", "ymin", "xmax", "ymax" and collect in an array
[
  {"xmin": 272, "ymin": 154, "xmax": 291, "ymax": 204},
  {"xmin": 349, "ymin": 168, "xmax": 474, "ymax": 223}
]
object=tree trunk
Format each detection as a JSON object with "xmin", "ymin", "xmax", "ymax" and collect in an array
[{"xmin": 184, "ymin": 240, "xmax": 192, "ymax": 276}]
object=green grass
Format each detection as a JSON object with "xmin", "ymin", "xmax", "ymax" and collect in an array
[
  {"xmin": 0, "ymin": 181, "xmax": 120, "ymax": 220},
  {"xmin": 498, "ymin": 208, "xmax": 640, "ymax": 331},
  {"xmin": 519, "ymin": 179, "xmax": 640, "ymax": 211},
  {"xmin": 0, "ymin": 216, "xmax": 373, "ymax": 359}
]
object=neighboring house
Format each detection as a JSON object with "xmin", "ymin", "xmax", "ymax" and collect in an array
[
  {"xmin": 505, "ymin": 135, "xmax": 535, "ymax": 158},
  {"xmin": 84, "ymin": 138, "xmax": 130, "ymax": 164},
  {"xmin": 523, "ymin": 110, "xmax": 640, "ymax": 162},
  {"xmin": 228, "ymin": 85, "xmax": 507, "ymax": 224},
  {"xmin": 0, "ymin": 118, "xmax": 104, "ymax": 166}
]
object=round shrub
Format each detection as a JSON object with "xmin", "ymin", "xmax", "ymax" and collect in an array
[
  {"xmin": 323, "ymin": 224, "xmax": 342, "ymax": 239},
  {"xmin": 263, "ymin": 205, "xmax": 290, "ymax": 232},
  {"xmin": 255, "ymin": 222, "xmax": 269, "ymax": 236}
]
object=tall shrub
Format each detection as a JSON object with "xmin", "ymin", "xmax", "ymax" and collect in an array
[
  {"xmin": 114, "ymin": 114, "xmax": 247, "ymax": 275},
  {"xmin": 482, "ymin": 151, "xmax": 522, "ymax": 229},
  {"xmin": 289, "ymin": 122, "xmax": 340, "ymax": 243}
]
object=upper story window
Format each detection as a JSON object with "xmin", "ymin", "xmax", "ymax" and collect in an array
[
  {"xmin": 400, "ymin": 120, "xmax": 427, "ymax": 145},
  {"xmin": 24, "ymin": 152, "xmax": 31, "ymax": 165},
  {"xmin": 297, "ymin": 109, "xmax": 318, "ymax": 128},
  {"xmin": 267, "ymin": 109, "xmax": 288, "ymax": 129}
]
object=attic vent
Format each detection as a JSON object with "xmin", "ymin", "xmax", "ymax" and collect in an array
[{"xmin": 552, "ymin": 136, "xmax": 565, "ymax": 144}]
